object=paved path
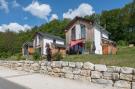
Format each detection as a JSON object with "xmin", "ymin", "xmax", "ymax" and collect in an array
[
  {"xmin": 0, "ymin": 77, "xmax": 29, "ymax": 89},
  {"xmin": 0, "ymin": 66, "xmax": 116, "ymax": 89}
]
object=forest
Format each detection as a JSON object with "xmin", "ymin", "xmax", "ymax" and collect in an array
[{"xmin": 0, "ymin": 1, "xmax": 134, "ymax": 58}]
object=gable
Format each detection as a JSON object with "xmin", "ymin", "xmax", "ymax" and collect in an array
[{"xmin": 65, "ymin": 16, "xmax": 93, "ymax": 32}]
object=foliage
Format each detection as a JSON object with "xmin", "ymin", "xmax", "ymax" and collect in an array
[
  {"xmin": 117, "ymin": 40, "xmax": 128, "ymax": 46},
  {"xmin": 85, "ymin": 41, "xmax": 92, "ymax": 53},
  {"xmin": 16, "ymin": 53, "xmax": 22, "ymax": 61},
  {"xmin": 52, "ymin": 52, "xmax": 63, "ymax": 61},
  {"xmin": 33, "ymin": 52, "xmax": 41, "ymax": 61}
]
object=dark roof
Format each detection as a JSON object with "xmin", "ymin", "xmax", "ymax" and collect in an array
[
  {"xmin": 102, "ymin": 37, "xmax": 116, "ymax": 44},
  {"xmin": 22, "ymin": 42, "xmax": 33, "ymax": 47},
  {"xmin": 52, "ymin": 43, "xmax": 66, "ymax": 48},
  {"xmin": 36, "ymin": 32, "xmax": 64, "ymax": 41},
  {"xmin": 94, "ymin": 24, "xmax": 110, "ymax": 34},
  {"xmin": 65, "ymin": 16, "xmax": 93, "ymax": 31}
]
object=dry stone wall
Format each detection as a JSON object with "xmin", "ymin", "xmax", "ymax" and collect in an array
[{"xmin": 0, "ymin": 60, "xmax": 135, "ymax": 89}]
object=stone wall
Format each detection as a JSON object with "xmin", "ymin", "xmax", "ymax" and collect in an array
[{"xmin": 0, "ymin": 60, "xmax": 135, "ymax": 89}]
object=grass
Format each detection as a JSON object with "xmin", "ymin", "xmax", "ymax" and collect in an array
[{"xmin": 63, "ymin": 46, "xmax": 135, "ymax": 68}]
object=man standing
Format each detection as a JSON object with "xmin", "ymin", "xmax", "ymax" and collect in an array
[{"xmin": 46, "ymin": 43, "xmax": 52, "ymax": 61}]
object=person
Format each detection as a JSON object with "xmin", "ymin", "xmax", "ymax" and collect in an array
[{"xmin": 46, "ymin": 43, "xmax": 52, "ymax": 61}]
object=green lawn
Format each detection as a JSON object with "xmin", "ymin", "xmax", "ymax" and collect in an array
[{"xmin": 63, "ymin": 46, "xmax": 135, "ymax": 68}]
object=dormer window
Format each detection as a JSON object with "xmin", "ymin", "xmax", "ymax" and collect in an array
[
  {"xmin": 53, "ymin": 39, "xmax": 56, "ymax": 43},
  {"xmin": 80, "ymin": 24, "xmax": 86, "ymax": 39},
  {"xmin": 71, "ymin": 26, "xmax": 76, "ymax": 40}
]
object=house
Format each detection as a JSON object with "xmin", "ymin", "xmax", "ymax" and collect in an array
[
  {"xmin": 22, "ymin": 42, "xmax": 34, "ymax": 56},
  {"xmin": 33, "ymin": 32, "xmax": 65, "ymax": 56},
  {"xmin": 65, "ymin": 17, "xmax": 117, "ymax": 55}
]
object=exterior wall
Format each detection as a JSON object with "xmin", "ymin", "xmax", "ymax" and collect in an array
[
  {"xmin": 66, "ymin": 24, "xmax": 76, "ymax": 46},
  {"xmin": 43, "ymin": 38, "xmax": 53, "ymax": 55},
  {"xmin": 33, "ymin": 34, "xmax": 64, "ymax": 55},
  {"xmin": 43, "ymin": 38, "xmax": 64, "ymax": 55},
  {"xmin": 65, "ymin": 21, "xmax": 93, "ymax": 46},
  {"xmin": 22, "ymin": 47, "xmax": 34, "ymax": 56},
  {"xmin": 33, "ymin": 35, "xmax": 42, "ymax": 48},
  {"xmin": 103, "ymin": 44, "xmax": 117, "ymax": 55},
  {"xmin": 51, "ymin": 48, "xmax": 66, "ymax": 56},
  {"xmin": 28, "ymin": 47, "xmax": 35, "ymax": 54},
  {"xmin": 1, "ymin": 61, "xmax": 134, "ymax": 89},
  {"xmin": 94, "ymin": 27, "xmax": 103, "ymax": 54}
]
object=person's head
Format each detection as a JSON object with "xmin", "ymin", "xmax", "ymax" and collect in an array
[{"xmin": 46, "ymin": 43, "xmax": 50, "ymax": 48}]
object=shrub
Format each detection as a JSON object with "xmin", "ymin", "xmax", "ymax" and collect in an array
[
  {"xmin": 117, "ymin": 40, "xmax": 128, "ymax": 46},
  {"xmin": 85, "ymin": 41, "xmax": 92, "ymax": 53},
  {"xmin": 52, "ymin": 52, "xmax": 63, "ymax": 61},
  {"xmin": 33, "ymin": 52, "xmax": 40, "ymax": 61},
  {"xmin": 16, "ymin": 53, "xmax": 22, "ymax": 61}
]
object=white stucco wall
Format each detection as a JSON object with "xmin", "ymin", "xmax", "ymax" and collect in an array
[
  {"xmin": 94, "ymin": 27, "xmax": 103, "ymax": 54},
  {"xmin": 36, "ymin": 35, "xmax": 39, "ymax": 46},
  {"xmin": 75, "ymin": 24, "xmax": 81, "ymax": 40}
]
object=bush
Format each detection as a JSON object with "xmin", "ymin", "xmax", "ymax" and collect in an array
[
  {"xmin": 16, "ymin": 53, "xmax": 22, "ymax": 61},
  {"xmin": 33, "ymin": 52, "xmax": 41, "ymax": 61},
  {"xmin": 52, "ymin": 52, "xmax": 63, "ymax": 61},
  {"xmin": 117, "ymin": 40, "xmax": 128, "ymax": 46}
]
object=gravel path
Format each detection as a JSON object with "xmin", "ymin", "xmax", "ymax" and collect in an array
[{"xmin": 0, "ymin": 66, "xmax": 116, "ymax": 89}]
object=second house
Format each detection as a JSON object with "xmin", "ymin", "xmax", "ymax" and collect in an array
[{"xmin": 33, "ymin": 32, "xmax": 65, "ymax": 56}]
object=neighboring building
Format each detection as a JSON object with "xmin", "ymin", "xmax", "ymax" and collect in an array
[
  {"xmin": 33, "ymin": 32, "xmax": 65, "ymax": 55},
  {"xmin": 65, "ymin": 17, "xmax": 117, "ymax": 55},
  {"xmin": 22, "ymin": 42, "xmax": 34, "ymax": 56}
]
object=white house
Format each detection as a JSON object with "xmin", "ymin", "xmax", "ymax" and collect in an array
[
  {"xmin": 65, "ymin": 17, "xmax": 117, "ymax": 55},
  {"xmin": 33, "ymin": 32, "xmax": 65, "ymax": 55}
]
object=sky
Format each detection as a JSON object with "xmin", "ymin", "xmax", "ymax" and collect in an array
[{"xmin": 0, "ymin": 0, "xmax": 133, "ymax": 32}]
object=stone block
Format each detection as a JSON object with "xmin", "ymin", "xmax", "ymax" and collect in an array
[
  {"xmin": 62, "ymin": 67, "xmax": 72, "ymax": 73},
  {"xmin": 95, "ymin": 64, "xmax": 107, "ymax": 72},
  {"xmin": 120, "ymin": 67, "xmax": 133, "ymax": 74},
  {"xmin": 120, "ymin": 73, "xmax": 133, "ymax": 81},
  {"xmin": 47, "ymin": 66, "xmax": 52, "ymax": 72},
  {"xmin": 91, "ymin": 71, "xmax": 102, "ymax": 79},
  {"xmin": 75, "ymin": 62, "xmax": 83, "ymax": 69},
  {"xmin": 132, "ymin": 82, "xmax": 135, "ymax": 89},
  {"xmin": 53, "ymin": 68, "xmax": 61, "ymax": 73},
  {"xmin": 62, "ymin": 61, "xmax": 68, "ymax": 67},
  {"xmin": 114, "ymin": 80, "xmax": 131, "ymax": 89},
  {"xmin": 103, "ymin": 72, "xmax": 112, "ymax": 80},
  {"xmin": 40, "ymin": 66, "xmax": 47, "ymax": 71},
  {"xmin": 83, "ymin": 62, "xmax": 94, "ymax": 70},
  {"xmin": 112, "ymin": 73, "xmax": 119, "ymax": 81},
  {"xmin": 69, "ymin": 62, "xmax": 76, "ymax": 68},
  {"xmin": 74, "ymin": 75, "xmax": 80, "ymax": 80},
  {"xmin": 107, "ymin": 66, "xmax": 121, "ymax": 73},
  {"xmin": 51, "ymin": 61, "xmax": 62, "ymax": 68},
  {"xmin": 31, "ymin": 63, "xmax": 40, "ymax": 71},
  {"xmin": 73, "ymin": 68, "xmax": 81, "ymax": 75},
  {"xmin": 79, "ymin": 76, "xmax": 91, "ymax": 82},
  {"xmin": 92, "ymin": 79, "xmax": 113, "ymax": 86},
  {"xmin": 80, "ymin": 69, "xmax": 91, "ymax": 77},
  {"xmin": 65, "ymin": 73, "xmax": 74, "ymax": 79}
]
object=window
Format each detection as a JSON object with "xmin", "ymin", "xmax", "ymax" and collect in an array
[
  {"xmin": 53, "ymin": 39, "xmax": 56, "ymax": 43},
  {"xmin": 71, "ymin": 26, "xmax": 76, "ymax": 40},
  {"xmin": 80, "ymin": 24, "xmax": 86, "ymax": 39}
]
